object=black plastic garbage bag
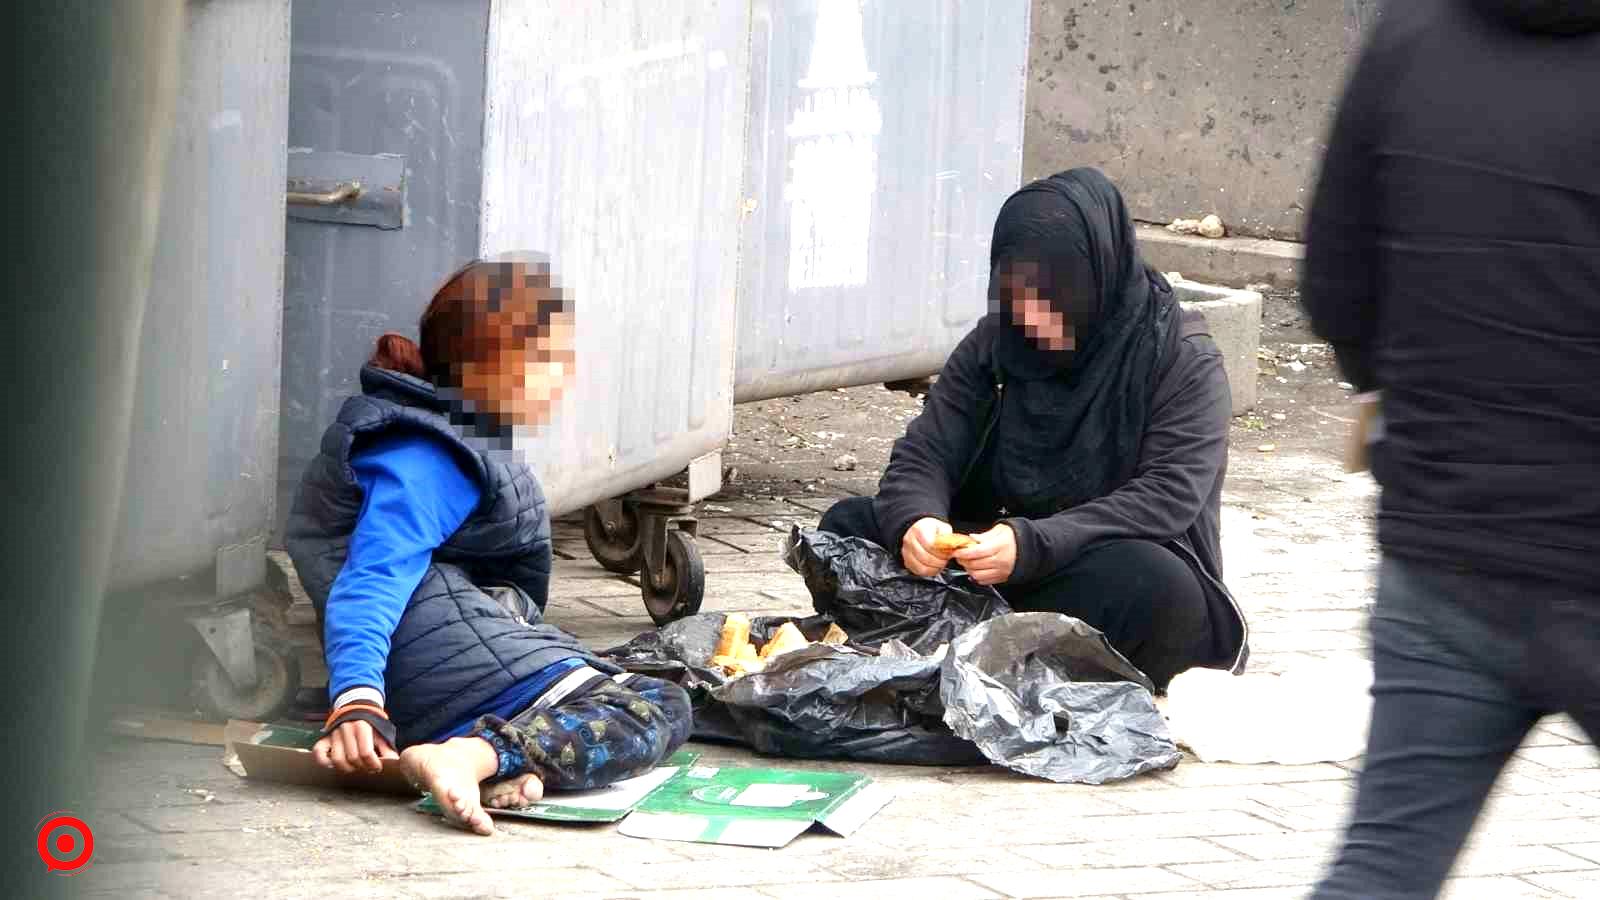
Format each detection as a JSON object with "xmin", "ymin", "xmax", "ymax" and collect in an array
[
  {"xmin": 712, "ymin": 639, "xmax": 985, "ymax": 765},
  {"xmin": 601, "ymin": 528, "xmax": 1180, "ymax": 781},
  {"xmin": 940, "ymin": 612, "xmax": 1182, "ymax": 784},
  {"xmin": 782, "ymin": 527, "xmax": 1010, "ymax": 653},
  {"xmin": 601, "ymin": 612, "xmax": 984, "ymax": 764}
]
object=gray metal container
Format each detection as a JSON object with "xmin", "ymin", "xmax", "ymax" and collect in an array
[
  {"xmin": 278, "ymin": 0, "xmax": 751, "ymax": 530},
  {"xmin": 733, "ymin": 0, "xmax": 1031, "ymax": 402},
  {"xmin": 109, "ymin": 0, "xmax": 291, "ymax": 599}
]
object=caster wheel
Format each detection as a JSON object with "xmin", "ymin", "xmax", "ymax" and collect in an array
[
  {"xmin": 191, "ymin": 633, "xmax": 301, "ymax": 722},
  {"xmin": 642, "ymin": 530, "xmax": 705, "ymax": 625},
  {"xmin": 584, "ymin": 502, "xmax": 644, "ymax": 575}
]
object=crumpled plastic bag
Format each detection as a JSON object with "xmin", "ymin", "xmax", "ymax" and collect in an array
[
  {"xmin": 711, "ymin": 639, "xmax": 985, "ymax": 765},
  {"xmin": 601, "ymin": 528, "xmax": 1182, "ymax": 782},
  {"xmin": 602, "ymin": 612, "xmax": 982, "ymax": 764},
  {"xmin": 782, "ymin": 527, "xmax": 1010, "ymax": 653},
  {"xmin": 939, "ymin": 612, "xmax": 1182, "ymax": 784}
]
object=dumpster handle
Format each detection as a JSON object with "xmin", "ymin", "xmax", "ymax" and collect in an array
[{"xmin": 287, "ymin": 181, "xmax": 362, "ymax": 206}]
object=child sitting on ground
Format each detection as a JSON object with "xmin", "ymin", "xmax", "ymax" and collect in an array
[{"xmin": 284, "ymin": 254, "xmax": 691, "ymax": 835}]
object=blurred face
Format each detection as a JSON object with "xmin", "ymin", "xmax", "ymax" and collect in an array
[
  {"xmin": 998, "ymin": 260, "xmax": 1075, "ymax": 352},
  {"xmin": 449, "ymin": 263, "xmax": 576, "ymax": 429}
]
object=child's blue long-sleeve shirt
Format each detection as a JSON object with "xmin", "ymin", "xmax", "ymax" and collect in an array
[
  {"xmin": 323, "ymin": 431, "xmax": 579, "ymax": 743},
  {"xmin": 323, "ymin": 432, "xmax": 482, "ymax": 712}
]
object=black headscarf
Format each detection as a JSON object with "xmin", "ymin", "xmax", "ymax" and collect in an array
[{"xmin": 981, "ymin": 168, "xmax": 1178, "ymax": 517}]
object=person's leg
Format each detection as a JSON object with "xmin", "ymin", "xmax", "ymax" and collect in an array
[
  {"xmin": 1532, "ymin": 577, "xmax": 1600, "ymax": 749},
  {"xmin": 1312, "ymin": 557, "xmax": 1542, "ymax": 900},
  {"xmin": 399, "ymin": 736, "xmax": 501, "ymax": 835},
  {"xmin": 473, "ymin": 672, "xmax": 692, "ymax": 802},
  {"xmin": 817, "ymin": 495, "xmax": 886, "ymax": 544},
  {"xmin": 399, "ymin": 672, "xmax": 691, "ymax": 835},
  {"xmin": 1000, "ymin": 539, "xmax": 1209, "ymax": 689}
]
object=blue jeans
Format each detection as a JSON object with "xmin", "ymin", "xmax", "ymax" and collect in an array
[{"xmin": 1313, "ymin": 555, "xmax": 1600, "ymax": 899}]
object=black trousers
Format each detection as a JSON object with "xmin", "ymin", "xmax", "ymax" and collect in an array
[
  {"xmin": 818, "ymin": 496, "xmax": 1211, "ymax": 689},
  {"xmin": 1313, "ymin": 556, "xmax": 1600, "ymax": 899}
]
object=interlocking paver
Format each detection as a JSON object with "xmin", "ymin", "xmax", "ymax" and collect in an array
[
  {"xmin": 817, "ymin": 845, "xmax": 1036, "ymax": 880},
  {"xmin": 1171, "ymin": 856, "xmax": 1330, "ymax": 891},
  {"xmin": 972, "ymin": 864, "xmax": 1202, "ymax": 897},
  {"xmin": 1209, "ymin": 830, "xmax": 1342, "ymax": 863},
  {"xmin": 1516, "ymin": 745, "xmax": 1600, "ymax": 771},
  {"xmin": 1138, "ymin": 889, "xmax": 1311, "ymax": 900},
  {"xmin": 1560, "ymin": 843, "xmax": 1600, "ymax": 865},
  {"xmin": 1522, "ymin": 871, "xmax": 1600, "ymax": 898},
  {"xmin": 1437, "ymin": 876, "xmax": 1566, "ymax": 899},
  {"xmin": 601, "ymin": 858, "xmax": 827, "ymax": 890},
  {"xmin": 1451, "ymin": 844, "xmax": 1597, "ymax": 878},
  {"xmin": 760, "ymin": 875, "xmax": 1001, "ymax": 900},
  {"xmin": 1013, "ymin": 837, "xmax": 1241, "ymax": 868}
]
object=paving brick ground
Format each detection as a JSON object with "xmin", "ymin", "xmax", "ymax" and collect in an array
[{"xmin": 80, "ymin": 397, "xmax": 1598, "ymax": 899}]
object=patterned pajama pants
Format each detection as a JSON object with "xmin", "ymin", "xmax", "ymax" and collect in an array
[{"xmin": 472, "ymin": 671, "xmax": 692, "ymax": 790}]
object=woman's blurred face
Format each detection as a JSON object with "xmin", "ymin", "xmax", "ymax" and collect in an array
[
  {"xmin": 999, "ymin": 260, "xmax": 1075, "ymax": 352},
  {"xmin": 453, "ymin": 263, "xmax": 576, "ymax": 429}
]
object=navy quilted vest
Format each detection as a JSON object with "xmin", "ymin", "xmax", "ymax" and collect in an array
[{"xmin": 284, "ymin": 366, "xmax": 611, "ymax": 745}]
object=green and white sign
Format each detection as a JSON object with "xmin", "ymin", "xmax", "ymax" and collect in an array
[
  {"xmin": 416, "ymin": 753, "xmax": 892, "ymax": 848},
  {"xmin": 619, "ymin": 763, "xmax": 892, "ymax": 848}
]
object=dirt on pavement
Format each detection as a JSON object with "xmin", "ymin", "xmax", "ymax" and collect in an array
[{"xmin": 722, "ymin": 286, "xmax": 1361, "ymax": 504}]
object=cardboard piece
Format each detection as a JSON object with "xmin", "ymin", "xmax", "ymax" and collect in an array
[
  {"xmin": 416, "ymin": 750, "xmax": 701, "ymax": 824},
  {"xmin": 415, "ymin": 754, "xmax": 892, "ymax": 848},
  {"xmin": 618, "ymin": 764, "xmax": 892, "ymax": 848},
  {"xmin": 226, "ymin": 720, "xmax": 416, "ymax": 796},
  {"xmin": 108, "ymin": 708, "xmax": 230, "ymax": 747}
]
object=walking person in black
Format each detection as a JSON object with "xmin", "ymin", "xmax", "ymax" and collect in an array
[
  {"xmin": 1301, "ymin": 2, "xmax": 1600, "ymax": 896},
  {"xmin": 819, "ymin": 168, "xmax": 1248, "ymax": 690}
]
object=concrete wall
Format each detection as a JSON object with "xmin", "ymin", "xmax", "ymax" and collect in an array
[{"xmin": 1024, "ymin": 0, "xmax": 1383, "ymax": 241}]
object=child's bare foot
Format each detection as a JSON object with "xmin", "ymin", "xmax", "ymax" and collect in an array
[
  {"xmin": 482, "ymin": 773, "xmax": 545, "ymax": 810},
  {"xmin": 400, "ymin": 738, "xmax": 500, "ymax": 836}
]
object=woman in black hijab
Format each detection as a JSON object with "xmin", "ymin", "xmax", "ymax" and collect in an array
[{"xmin": 820, "ymin": 168, "xmax": 1248, "ymax": 688}]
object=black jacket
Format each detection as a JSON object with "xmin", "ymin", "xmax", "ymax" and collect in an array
[
  {"xmin": 284, "ymin": 366, "xmax": 609, "ymax": 746},
  {"xmin": 1302, "ymin": 0, "xmax": 1600, "ymax": 590},
  {"xmin": 874, "ymin": 310, "xmax": 1248, "ymax": 673}
]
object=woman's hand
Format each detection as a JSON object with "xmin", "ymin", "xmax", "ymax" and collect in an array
[
  {"xmin": 953, "ymin": 523, "xmax": 1018, "ymax": 586},
  {"xmin": 902, "ymin": 517, "xmax": 955, "ymax": 577},
  {"xmin": 313, "ymin": 719, "xmax": 398, "ymax": 775}
]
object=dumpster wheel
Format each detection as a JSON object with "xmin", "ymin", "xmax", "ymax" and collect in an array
[
  {"xmin": 642, "ymin": 529, "xmax": 704, "ymax": 625},
  {"xmin": 583, "ymin": 500, "xmax": 644, "ymax": 574},
  {"xmin": 190, "ymin": 630, "xmax": 301, "ymax": 723}
]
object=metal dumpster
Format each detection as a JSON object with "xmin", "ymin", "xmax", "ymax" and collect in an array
[
  {"xmin": 280, "ymin": 0, "xmax": 751, "ymax": 623},
  {"xmin": 102, "ymin": 0, "xmax": 298, "ymax": 721},
  {"xmin": 734, "ymin": 0, "xmax": 1031, "ymax": 403}
]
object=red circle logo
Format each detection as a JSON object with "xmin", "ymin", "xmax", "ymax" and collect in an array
[{"xmin": 36, "ymin": 812, "xmax": 94, "ymax": 875}]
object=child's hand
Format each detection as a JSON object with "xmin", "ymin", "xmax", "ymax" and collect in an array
[{"xmin": 313, "ymin": 719, "xmax": 398, "ymax": 775}]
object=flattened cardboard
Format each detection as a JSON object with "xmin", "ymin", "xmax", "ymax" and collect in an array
[
  {"xmin": 617, "ymin": 764, "xmax": 892, "ymax": 848},
  {"xmin": 226, "ymin": 720, "xmax": 416, "ymax": 796},
  {"xmin": 415, "ymin": 750, "xmax": 701, "ymax": 823},
  {"xmin": 414, "ymin": 754, "xmax": 892, "ymax": 848},
  {"xmin": 109, "ymin": 708, "xmax": 230, "ymax": 747}
]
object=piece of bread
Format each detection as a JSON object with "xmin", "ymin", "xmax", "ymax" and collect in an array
[
  {"xmin": 715, "ymin": 612, "xmax": 751, "ymax": 659},
  {"xmin": 763, "ymin": 622, "xmax": 811, "ymax": 660},
  {"xmin": 736, "ymin": 641, "xmax": 760, "ymax": 664},
  {"xmin": 821, "ymin": 623, "xmax": 849, "ymax": 646},
  {"xmin": 932, "ymin": 533, "xmax": 977, "ymax": 554},
  {"xmin": 711, "ymin": 650, "xmax": 762, "ymax": 678}
]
